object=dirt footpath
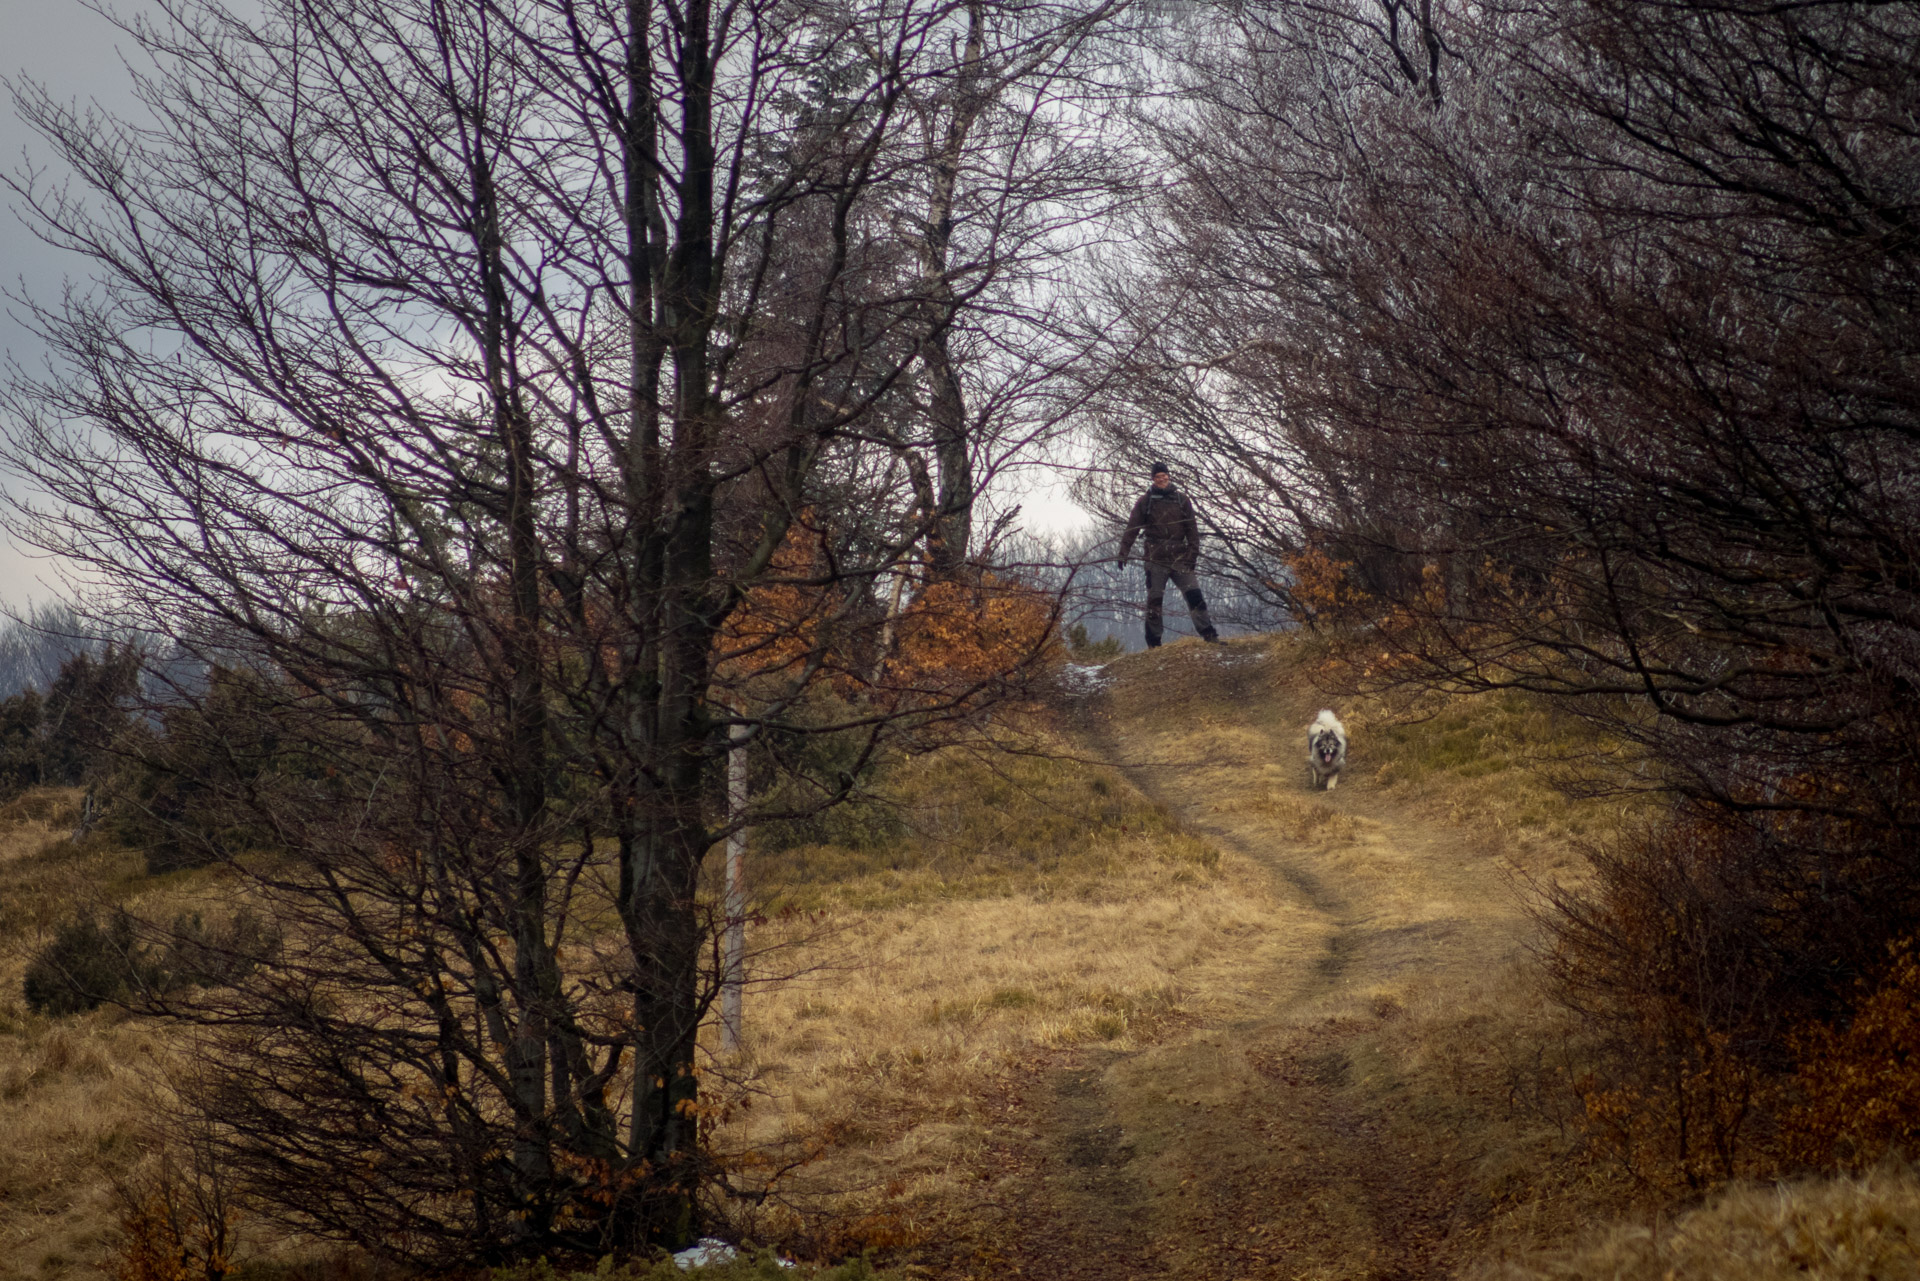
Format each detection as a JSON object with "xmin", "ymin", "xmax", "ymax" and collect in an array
[{"xmin": 971, "ymin": 638, "xmax": 1568, "ymax": 1280}]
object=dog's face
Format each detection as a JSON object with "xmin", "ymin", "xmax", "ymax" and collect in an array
[{"xmin": 1311, "ymin": 729, "xmax": 1343, "ymax": 768}]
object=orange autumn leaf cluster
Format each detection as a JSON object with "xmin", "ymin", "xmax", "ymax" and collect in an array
[
  {"xmin": 716, "ymin": 527, "xmax": 841, "ymax": 687},
  {"xmin": 1788, "ymin": 940, "xmax": 1920, "ymax": 1168},
  {"xmin": 717, "ymin": 526, "xmax": 1059, "ymax": 702},
  {"xmin": 1281, "ymin": 544, "xmax": 1375, "ymax": 626},
  {"xmin": 1573, "ymin": 1027, "xmax": 1764, "ymax": 1192},
  {"xmin": 112, "ymin": 1176, "xmax": 235, "ymax": 1281},
  {"xmin": 885, "ymin": 573, "xmax": 1059, "ymax": 698}
]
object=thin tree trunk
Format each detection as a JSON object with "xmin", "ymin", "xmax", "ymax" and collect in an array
[
  {"xmin": 871, "ymin": 565, "xmax": 912, "ymax": 685},
  {"xmin": 919, "ymin": 1, "xmax": 985, "ymax": 579},
  {"xmin": 722, "ymin": 718, "xmax": 746, "ymax": 1053},
  {"xmin": 473, "ymin": 121, "xmax": 569, "ymax": 1228}
]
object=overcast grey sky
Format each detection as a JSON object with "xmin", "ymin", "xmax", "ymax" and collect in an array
[
  {"xmin": 0, "ymin": 0, "xmax": 153, "ymax": 607},
  {"xmin": 0, "ymin": 0, "xmax": 1094, "ymax": 619}
]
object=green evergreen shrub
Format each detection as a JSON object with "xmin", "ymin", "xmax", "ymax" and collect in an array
[
  {"xmin": 752, "ymin": 694, "xmax": 904, "ymax": 853},
  {"xmin": 1065, "ymin": 622, "xmax": 1122, "ymax": 662},
  {"xmin": 22, "ymin": 906, "xmax": 277, "ymax": 1016},
  {"xmin": 21, "ymin": 911, "xmax": 142, "ymax": 1015},
  {"xmin": 112, "ymin": 667, "xmax": 303, "ymax": 873}
]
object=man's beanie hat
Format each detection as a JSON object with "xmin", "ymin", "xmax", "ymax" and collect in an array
[{"xmin": 1149, "ymin": 460, "xmax": 1170, "ymax": 476}]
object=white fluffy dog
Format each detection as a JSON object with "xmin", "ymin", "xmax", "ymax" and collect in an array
[{"xmin": 1307, "ymin": 709, "xmax": 1348, "ymax": 791}]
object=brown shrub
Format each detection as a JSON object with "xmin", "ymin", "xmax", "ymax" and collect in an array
[
  {"xmin": 886, "ymin": 574, "xmax": 1060, "ymax": 701},
  {"xmin": 111, "ymin": 1141, "xmax": 237, "ymax": 1281},
  {"xmin": 1281, "ymin": 545, "xmax": 1375, "ymax": 629},
  {"xmin": 1540, "ymin": 810, "xmax": 1920, "ymax": 1191},
  {"xmin": 1786, "ymin": 941, "xmax": 1920, "ymax": 1170}
]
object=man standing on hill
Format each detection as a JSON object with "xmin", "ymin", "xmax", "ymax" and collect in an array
[{"xmin": 1118, "ymin": 461, "xmax": 1220, "ymax": 647}]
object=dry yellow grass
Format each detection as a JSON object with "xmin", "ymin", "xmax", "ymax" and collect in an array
[
  {"xmin": 0, "ymin": 796, "xmax": 154, "ymax": 1281},
  {"xmin": 704, "ymin": 740, "xmax": 1315, "ymax": 1248},
  {"xmin": 692, "ymin": 636, "xmax": 1643, "ymax": 1273},
  {"xmin": 0, "ymin": 795, "xmax": 150, "ymax": 942},
  {"xmin": 1475, "ymin": 1165, "xmax": 1920, "ymax": 1281},
  {"xmin": 1029, "ymin": 636, "xmax": 1619, "ymax": 1275},
  {"xmin": 1313, "ymin": 661, "xmax": 1653, "ymax": 856},
  {"xmin": 0, "ymin": 1013, "xmax": 157, "ymax": 1281},
  {"xmin": 0, "ymin": 639, "xmax": 1899, "ymax": 1280},
  {"xmin": 0, "ymin": 792, "xmax": 263, "ymax": 1281}
]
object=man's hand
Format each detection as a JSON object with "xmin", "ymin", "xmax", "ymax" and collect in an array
[{"xmin": 1115, "ymin": 556, "xmax": 1127, "ymax": 569}]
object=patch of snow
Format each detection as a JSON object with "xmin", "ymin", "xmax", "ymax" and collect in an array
[
  {"xmin": 1061, "ymin": 662, "xmax": 1114, "ymax": 693},
  {"xmin": 1199, "ymin": 640, "xmax": 1269, "ymax": 666},
  {"xmin": 671, "ymin": 1238, "xmax": 794, "ymax": 1272}
]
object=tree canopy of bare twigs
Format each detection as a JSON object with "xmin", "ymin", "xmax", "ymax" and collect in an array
[
  {"xmin": 1, "ymin": 0, "xmax": 1131, "ymax": 1259},
  {"xmin": 1091, "ymin": 0, "xmax": 1920, "ymax": 823},
  {"xmin": 1083, "ymin": 0, "xmax": 1920, "ymax": 1178}
]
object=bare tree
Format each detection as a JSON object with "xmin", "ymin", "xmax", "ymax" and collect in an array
[
  {"xmin": 889, "ymin": 0, "xmax": 1133, "ymax": 576},
  {"xmin": 1088, "ymin": 0, "xmax": 1920, "ymax": 824},
  {"xmin": 1085, "ymin": 0, "xmax": 1920, "ymax": 1176},
  {"xmin": 1069, "ymin": 0, "xmax": 1486, "ymax": 614},
  {"xmin": 3, "ymin": 0, "xmax": 1119, "ymax": 1259}
]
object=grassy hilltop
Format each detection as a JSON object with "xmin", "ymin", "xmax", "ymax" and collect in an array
[{"xmin": 1, "ymin": 632, "xmax": 1915, "ymax": 1281}]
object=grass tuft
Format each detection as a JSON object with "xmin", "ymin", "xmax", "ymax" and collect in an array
[
  {"xmin": 1476, "ymin": 1164, "xmax": 1920, "ymax": 1281},
  {"xmin": 705, "ymin": 730, "xmax": 1299, "ymax": 1253},
  {"xmin": 741, "ymin": 742, "xmax": 1214, "ymax": 912}
]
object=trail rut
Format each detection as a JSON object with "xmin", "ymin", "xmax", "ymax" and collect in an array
[{"xmin": 990, "ymin": 638, "xmax": 1541, "ymax": 1280}]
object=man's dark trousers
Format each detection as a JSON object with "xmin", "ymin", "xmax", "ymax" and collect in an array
[{"xmin": 1144, "ymin": 561, "xmax": 1215, "ymax": 647}]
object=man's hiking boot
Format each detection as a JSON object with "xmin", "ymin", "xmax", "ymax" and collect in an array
[{"xmin": 1201, "ymin": 629, "xmax": 1221, "ymax": 643}]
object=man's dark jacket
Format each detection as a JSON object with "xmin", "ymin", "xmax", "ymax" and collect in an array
[{"xmin": 1119, "ymin": 484, "xmax": 1202, "ymax": 570}]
